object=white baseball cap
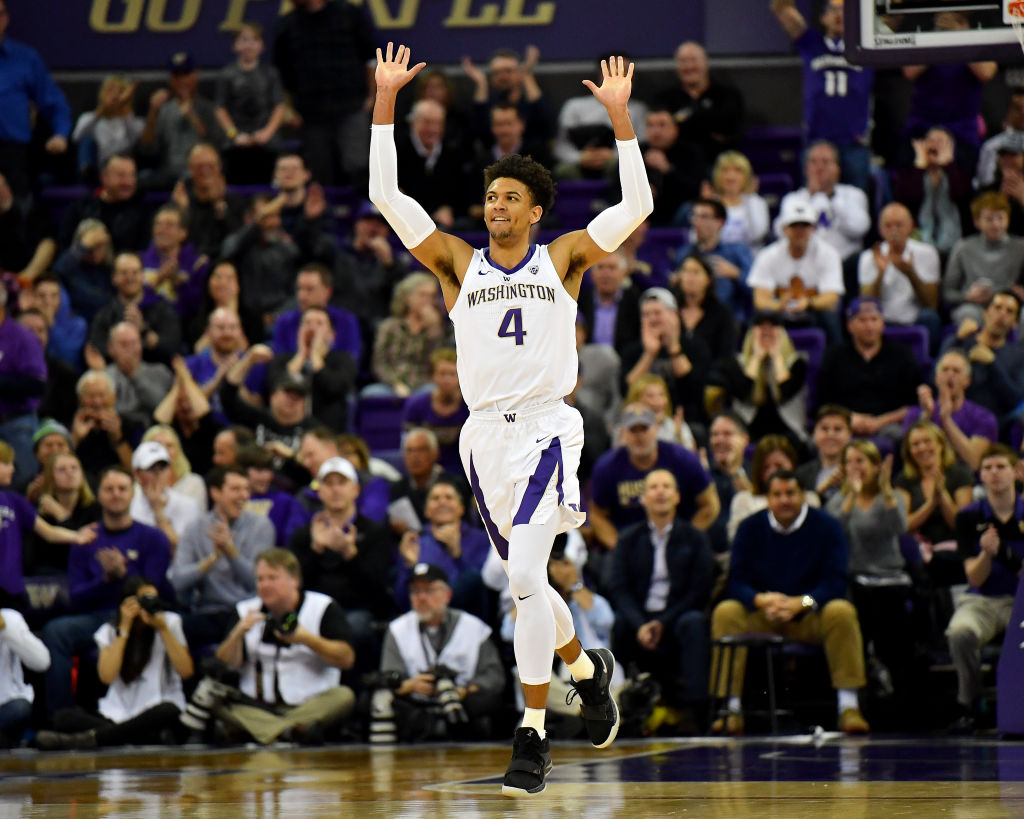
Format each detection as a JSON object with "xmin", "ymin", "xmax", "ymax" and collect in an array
[
  {"xmin": 317, "ymin": 456, "xmax": 359, "ymax": 485},
  {"xmin": 132, "ymin": 441, "xmax": 171, "ymax": 471},
  {"xmin": 778, "ymin": 199, "xmax": 817, "ymax": 228}
]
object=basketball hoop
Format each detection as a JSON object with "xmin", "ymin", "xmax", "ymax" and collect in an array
[{"xmin": 1006, "ymin": 0, "xmax": 1024, "ymax": 53}]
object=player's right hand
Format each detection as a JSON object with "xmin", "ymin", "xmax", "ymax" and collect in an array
[{"xmin": 375, "ymin": 42, "xmax": 426, "ymax": 93}]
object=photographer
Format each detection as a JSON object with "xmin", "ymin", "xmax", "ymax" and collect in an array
[
  {"xmin": 375, "ymin": 563, "xmax": 504, "ymax": 742},
  {"xmin": 36, "ymin": 577, "xmax": 192, "ymax": 750},
  {"xmin": 189, "ymin": 548, "xmax": 356, "ymax": 744}
]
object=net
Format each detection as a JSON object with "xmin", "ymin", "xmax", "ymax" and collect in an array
[{"xmin": 1007, "ymin": 0, "xmax": 1024, "ymax": 51}]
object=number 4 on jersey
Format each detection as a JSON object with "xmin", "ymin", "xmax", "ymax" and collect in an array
[{"xmin": 498, "ymin": 307, "xmax": 527, "ymax": 345}]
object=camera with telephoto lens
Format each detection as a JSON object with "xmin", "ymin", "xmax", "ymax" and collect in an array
[
  {"xmin": 266, "ymin": 611, "xmax": 298, "ymax": 636},
  {"xmin": 137, "ymin": 594, "xmax": 163, "ymax": 615},
  {"xmin": 430, "ymin": 665, "xmax": 468, "ymax": 725},
  {"xmin": 363, "ymin": 671, "xmax": 405, "ymax": 744}
]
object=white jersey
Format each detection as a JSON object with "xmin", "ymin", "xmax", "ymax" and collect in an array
[{"xmin": 450, "ymin": 244, "xmax": 578, "ymax": 412}]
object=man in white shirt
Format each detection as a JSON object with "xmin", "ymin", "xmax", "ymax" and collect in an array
[
  {"xmin": 858, "ymin": 202, "xmax": 941, "ymax": 351},
  {"xmin": 774, "ymin": 140, "xmax": 870, "ymax": 262},
  {"xmin": 749, "ymin": 199, "xmax": 845, "ymax": 342},
  {"xmin": 129, "ymin": 441, "xmax": 201, "ymax": 555}
]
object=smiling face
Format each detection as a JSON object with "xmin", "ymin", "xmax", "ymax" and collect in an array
[
  {"xmin": 212, "ymin": 472, "xmax": 250, "ymax": 520},
  {"xmin": 842, "ymin": 445, "xmax": 878, "ymax": 489},
  {"xmin": 425, "ymin": 482, "xmax": 464, "ymax": 525},
  {"xmin": 907, "ymin": 428, "xmax": 940, "ymax": 471},
  {"xmin": 112, "ymin": 253, "xmax": 144, "ymax": 300},
  {"xmin": 484, "ymin": 177, "xmax": 541, "ymax": 242}
]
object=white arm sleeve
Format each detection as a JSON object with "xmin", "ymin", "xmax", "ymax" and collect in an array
[
  {"xmin": 586, "ymin": 137, "xmax": 654, "ymax": 253},
  {"xmin": 368, "ymin": 123, "xmax": 438, "ymax": 250}
]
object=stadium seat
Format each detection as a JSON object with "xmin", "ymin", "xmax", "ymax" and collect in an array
[
  {"xmin": 355, "ymin": 395, "xmax": 407, "ymax": 453},
  {"xmin": 786, "ymin": 327, "xmax": 827, "ymax": 414},
  {"xmin": 554, "ymin": 178, "xmax": 609, "ymax": 229},
  {"xmin": 883, "ymin": 324, "xmax": 931, "ymax": 373}
]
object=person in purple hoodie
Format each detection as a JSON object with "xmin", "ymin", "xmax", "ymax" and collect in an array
[
  {"xmin": 401, "ymin": 348, "xmax": 469, "ymax": 475},
  {"xmin": 139, "ymin": 204, "xmax": 209, "ymax": 320},
  {"xmin": 40, "ymin": 466, "xmax": 173, "ymax": 713}
]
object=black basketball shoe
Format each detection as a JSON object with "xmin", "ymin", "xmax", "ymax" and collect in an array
[
  {"xmin": 501, "ymin": 726, "xmax": 552, "ymax": 797},
  {"xmin": 566, "ymin": 647, "xmax": 620, "ymax": 748}
]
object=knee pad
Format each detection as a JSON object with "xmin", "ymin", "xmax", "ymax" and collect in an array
[{"xmin": 507, "ymin": 561, "xmax": 545, "ymax": 602}]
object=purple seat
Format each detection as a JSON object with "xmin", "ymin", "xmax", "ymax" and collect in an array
[
  {"xmin": 554, "ymin": 179, "xmax": 609, "ymax": 229},
  {"xmin": 756, "ymin": 172, "xmax": 795, "ymax": 220},
  {"xmin": 883, "ymin": 324, "xmax": 930, "ymax": 373},
  {"xmin": 740, "ymin": 126, "xmax": 803, "ymax": 182},
  {"xmin": 787, "ymin": 327, "xmax": 827, "ymax": 414},
  {"xmin": 356, "ymin": 395, "xmax": 407, "ymax": 453}
]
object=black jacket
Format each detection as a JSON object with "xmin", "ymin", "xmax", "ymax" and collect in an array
[{"xmin": 608, "ymin": 516, "xmax": 717, "ymax": 632}]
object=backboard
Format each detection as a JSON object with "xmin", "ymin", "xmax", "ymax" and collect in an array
[{"xmin": 845, "ymin": 1, "xmax": 1024, "ymax": 66}]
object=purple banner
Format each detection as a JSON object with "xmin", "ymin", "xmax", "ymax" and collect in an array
[{"xmin": 10, "ymin": 0, "xmax": 704, "ymax": 70}]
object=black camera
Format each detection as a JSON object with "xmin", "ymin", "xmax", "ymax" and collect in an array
[
  {"xmin": 137, "ymin": 594, "xmax": 164, "ymax": 615},
  {"xmin": 363, "ymin": 670, "xmax": 404, "ymax": 691},
  {"xmin": 430, "ymin": 664, "xmax": 468, "ymax": 725},
  {"xmin": 266, "ymin": 611, "xmax": 298, "ymax": 636}
]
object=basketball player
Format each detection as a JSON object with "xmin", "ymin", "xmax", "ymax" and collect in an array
[{"xmin": 370, "ymin": 43, "xmax": 653, "ymax": 797}]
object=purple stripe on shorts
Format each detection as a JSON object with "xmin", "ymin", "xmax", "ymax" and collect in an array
[
  {"xmin": 469, "ymin": 452, "xmax": 509, "ymax": 560},
  {"xmin": 512, "ymin": 437, "xmax": 564, "ymax": 527}
]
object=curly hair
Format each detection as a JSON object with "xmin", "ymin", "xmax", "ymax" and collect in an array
[{"xmin": 483, "ymin": 154, "xmax": 555, "ymax": 215}]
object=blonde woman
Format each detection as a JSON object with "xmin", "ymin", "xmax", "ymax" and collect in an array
[
  {"xmin": 29, "ymin": 452, "xmax": 100, "ymax": 576},
  {"xmin": 825, "ymin": 439, "xmax": 910, "ymax": 698},
  {"xmin": 705, "ymin": 151, "xmax": 770, "ymax": 252},
  {"xmin": 623, "ymin": 374, "xmax": 696, "ymax": 450},
  {"xmin": 894, "ymin": 420, "xmax": 973, "ymax": 583},
  {"xmin": 142, "ymin": 425, "xmax": 207, "ymax": 511},
  {"xmin": 72, "ymin": 75, "xmax": 144, "ymax": 179},
  {"xmin": 369, "ymin": 272, "xmax": 451, "ymax": 397},
  {"xmin": 707, "ymin": 311, "xmax": 807, "ymax": 448}
]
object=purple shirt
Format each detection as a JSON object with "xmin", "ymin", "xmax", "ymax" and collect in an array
[
  {"xmin": 186, "ymin": 349, "xmax": 266, "ymax": 426},
  {"xmin": 0, "ymin": 315, "xmax": 47, "ymax": 418},
  {"xmin": 795, "ymin": 30, "xmax": 873, "ymax": 144},
  {"xmin": 0, "ymin": 491, "xmax": 35, "ymax": 595},
  {"xmin": 902, "ymin": 399, "xmax": 998, "ymax": 444},
  {"xmin": 140, "ymin": 242, "xmax": 209, "ymax": 318},
  {"xmin": 392, "ymin": 522, "xmax": 490, "ymax": 610},
  {"xmin": 245, "ymin": 490, "xmax": 308, "ymax": 547},
  {"xmin": 591, "ymin": 294, "xmax": 620, "ymax": 348},
  {"xmin": 906, "ymin": 65, "xmax": 984, "ymax": 148},
  {"xmin": 68, "ymin": 521, "xmax": 172, "ymax": 613},
  {"xmin": 270, "ymin": 305, "xmax": 363, "ymax": 364},
  {"xmin": 591, "ymin": 442, "xmax": 712, "ymax": 531},
  {"xmin": 401, "ymin": 393, "xmax": 469, "ymax": 475}
]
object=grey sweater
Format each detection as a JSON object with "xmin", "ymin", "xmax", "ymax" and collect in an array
[
  {"xmin": 825, "ymin": 491, "xmax": 908, "ymax": 578},
  {"xmin": 943, "ymin": 234, "xmax": 1024, "ymax": 307}
]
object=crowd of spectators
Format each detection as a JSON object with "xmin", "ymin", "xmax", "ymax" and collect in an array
[{"xmin": 2, "ymin": 0, "xmax": 1024, "ymax": 749}]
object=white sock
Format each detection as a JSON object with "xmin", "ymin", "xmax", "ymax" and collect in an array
[
  {"xmin": 837, "ymin": 688, "xmax": 858, "ymax": 713},
  {"xmin": 521, "ymin": 707, "xmax": 546, "ymax": 738},
  {"xmin": 566, "ymin": 648, "xmax": 596, "ymax": 682},
  {"xmin": 727, "ymin": 696, "xmax": 742, "ymax": 714}
]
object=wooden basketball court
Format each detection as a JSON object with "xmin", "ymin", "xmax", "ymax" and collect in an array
[{"xmin": 2, "ymin": 735, "xmax": 1022, "ymax": 817}]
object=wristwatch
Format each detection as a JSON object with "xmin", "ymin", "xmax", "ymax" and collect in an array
[
  {"xmin": 801, "ymin": 595, "xmax": 818, "ymax": 612},
  {"xmin": 569, "ymin": 582, "xmax": 584, "ymax": 594}
]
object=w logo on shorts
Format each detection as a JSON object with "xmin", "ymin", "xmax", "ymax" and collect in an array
[{"xmin": 504, "ymin": 413, "xmax": 517, "ymax": 423}]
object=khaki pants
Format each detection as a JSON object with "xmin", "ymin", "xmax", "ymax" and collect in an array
[
  {"xmin": 217, "ymin": 686, "xmax": 355, "ymax": 745},
  {"xmin": 946, "ymin": 593, "xmax": 1014, "ymax": 706},
  {"xmin": 710, "ymin": 599, "xmax": 866, "ymax": 697}
]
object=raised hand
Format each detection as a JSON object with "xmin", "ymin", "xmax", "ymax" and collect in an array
[
  {"xmin": 375, "ymin": 42, "xmax": 426, "ymax": 96},
  {"xmin": 582, "ymin": 56, "xmax": 634, "ymax": 110}
]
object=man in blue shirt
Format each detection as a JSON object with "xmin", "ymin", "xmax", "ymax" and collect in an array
[
  {"xmin": 771, "ymin": 0, "xmax": 874, "ymax": 193},
  {"xmin": 0, "ymin": 0, "xmax": 71, "ymax": 194},
  {"xmin": 40, "ymin": 466, "xmax": 173, "ymax": 713}
]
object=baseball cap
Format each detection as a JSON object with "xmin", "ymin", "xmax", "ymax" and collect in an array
[
  {"xmin": 410, "ymin": 562, "xmax": 449, "ymax": 586},
  {"xmin": 778, "ymin": 199, "xmax": 817, "ymax": 228},
  {"xmin": 640, "ymin": 287, "xmax": 678, "ymax": 311},
  {"xmin": 272, "ymin": 371, "xmax": 310, "ymax": 395},
  {"xmin": 317, "ymin": 456, "xmax": 360, "ymax": 485},
  {"xmin": 169, "ymin": 51, "xmax": 196, "ymax": 74},
  {"xmin": 132, "ymin": 441, "xmax": 171, "ymax": 471},
  {"xmin": 620, "ymin": 407, "xmax": 657, "ymax": 429},
  {"xmin": 354, "ymin": 201, "xmax": 386, "ymax": 222},
  {"xmin": 845, "ymin": 296, "xmax": 882, "ymax": 319},
  {"xmin": 32, "ymin": 418, "xmax": 72, "ymax": 450}
]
